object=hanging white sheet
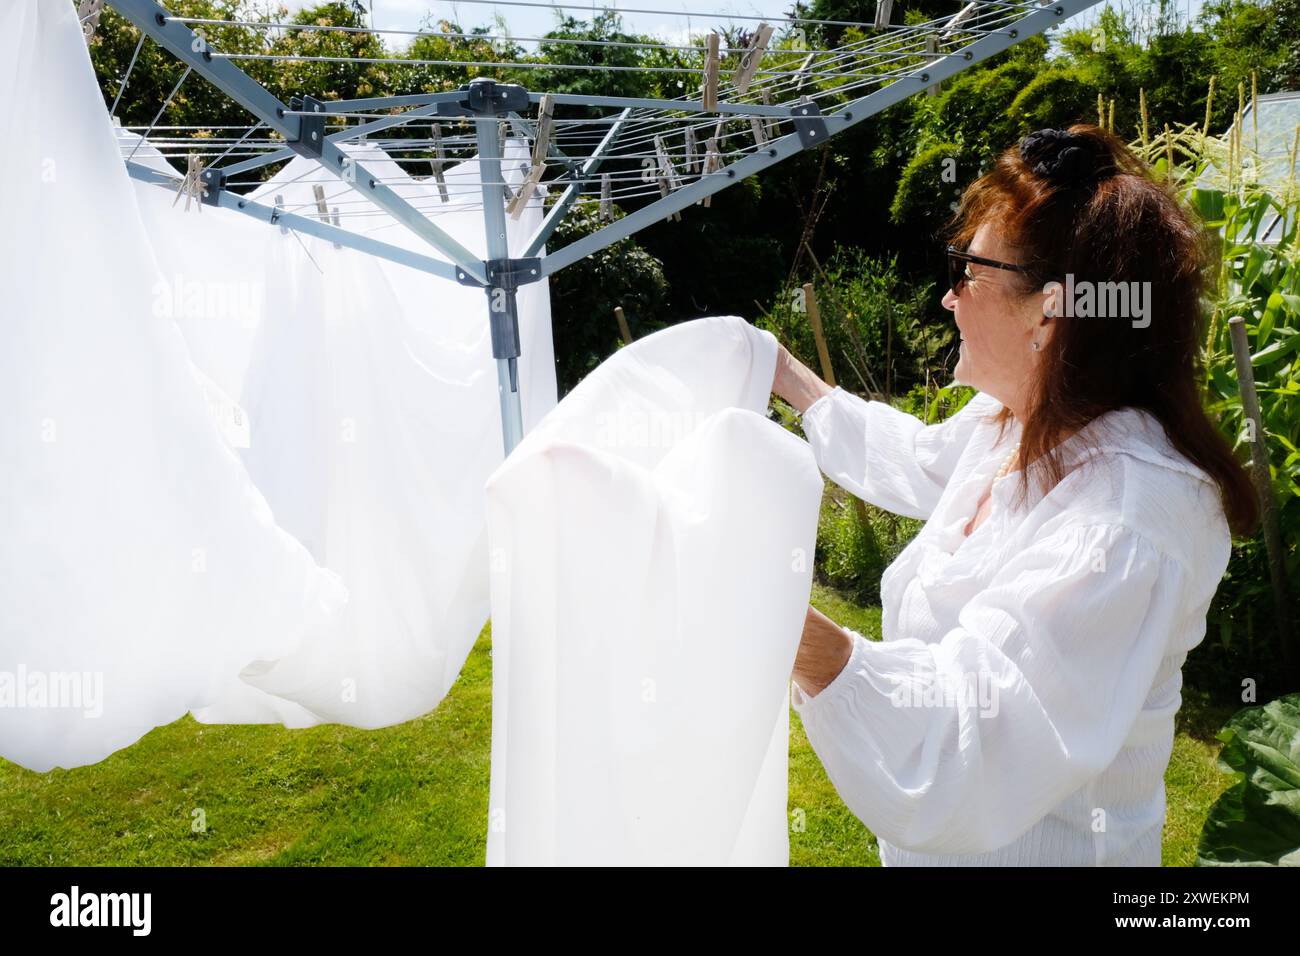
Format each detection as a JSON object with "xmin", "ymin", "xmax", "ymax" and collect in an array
[
  {"xmin": 0, "ymin": 0, "xmax": 559, "ymax": 764},
  {"xmin": 188, "ymin": 142, "xmax": 558, "ymax": 728},
  {"xmin": 0, "ymin": 0, "xmax": 344, "ymax": 772},
  {"xmin": 483, "ymin": 316, "xmax": 823, "ymax": 865}
]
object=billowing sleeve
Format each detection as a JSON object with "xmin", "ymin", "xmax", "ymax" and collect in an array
[
  {"xmin": 799, "ymin": 387, "xmax": 1000, "ymax": 519},
  {"xmin": 790, "ymin": 522, "xmax": 1183, "ymax": 856}
]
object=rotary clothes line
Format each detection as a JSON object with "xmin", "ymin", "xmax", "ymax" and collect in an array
[
  {"xmin": 4, "ymin": 3, "xmax": 826, "ymax": 865},
  {"xmin": 0, "ymin": 0, "xmax": 555, "ymax": 766},
  {"xmin": 484, "ymin": 317, "xmax": 823, "ymax": 865}
]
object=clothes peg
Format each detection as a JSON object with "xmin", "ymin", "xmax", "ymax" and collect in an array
[
  {"xmin": 699, "ymin": 137, "xmax": 722, "ymax": 208},
  {"xmin": 943, "ymin": 2, "xmax": 978, "ymax": 38},
  {"xmin": 750, "ymin": 117, "xmax": 768, "ymax": 148},
  {"xmin": 656, "ymin": 176, "xmax": 682, "ymax": 222},
  {"xmin": 313, "ymin": 185, "xmax": 341, "ymax": 248},
  {"xmin": 78, "ymin": 0, "xmax": 104, "ymax": 40},
  {"xmin": 761, "ymin": 89, "xmax": 778, "ymax": 137},
  {"xmin": 653, "ymin": 134, "xmax": 682, "ymax": 191},
  {"xmin": 507, "ymin": 163, "xmax": 545, "ymax": 219},
  {"xmin": 599, "ymin": 172, "xmax": 612, "ymax": 223},
  {"xmin": 873, "ymin": 0, "xmax": 893, "ymax": 30},
  {"xmin": 531, "ymin": 93, "xmax": 554, "ymax": 168},
  {"xmin": 507, "ymin": 94, "xmax": 553, "ymax": 219},
  {"xmin": 794, "ymin": 51, "xmax": 816, "ymax": 91},
  {"xmin": 733, "ymin": 22, "xmax": 773, "ymax": 96},
  {"xmin": 430, "ymin": 124, "xmax": 449, "ymax": 204},
  {"xmin": 683, "ymin": 125, "xmax": 697, "ymax": 174},
  {"xmin": 172, "ymin": 153, "xmax": 206, "ymax": 213},
  {"xmin": 702, "ymin": 32, "xmax": 720, "ymax": 113},
  {"xmin": 273, "ymin": 194, "xmax": 288, "ymax": 235},
  {"xmin": 925, "ymin": 35, "xmax": 940, "ymax": 97}
]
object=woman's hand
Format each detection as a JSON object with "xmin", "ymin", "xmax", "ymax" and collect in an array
[
  {"xmin": 772, "ymin": 343, "xmax": 834, "ymax": 414},
  {"xmin": 792, "ymin": 605, "xmax": 854, "ymax": 698}
]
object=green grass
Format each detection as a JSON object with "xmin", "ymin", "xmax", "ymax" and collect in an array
[
  {"xmin": 0, "ymin": 627, "xmax": 495, "ymax": 866},
  {"xmin": 0, "ymin": 589, "xmax": 1235, "ymax": 866}
]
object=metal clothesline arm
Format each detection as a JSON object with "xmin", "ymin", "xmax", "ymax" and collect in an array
[
  {"xmin": 219, "ymin": 92, "xmax": 831, "ymax": 180},
  {"xmin": 218, "ymin": 100, "xmax": 458, "ymax": 178},
  {"xmin": 109, "ymin": 0, "xmax": 488, "ymax": 285},
  {"xmin": 534, "ymin": 91, "xmax": 819, "ymax": 119},
  {"xmin": 125, "ymin": 161, "xmax": 461, "ymax": 280},
  {"xmin": 525, "ymin": 108, "xmax": 632, "ymax": 259},
  {"xmin": 541, "ymin": 0, "xmax": 1093, "ymax": 278}
]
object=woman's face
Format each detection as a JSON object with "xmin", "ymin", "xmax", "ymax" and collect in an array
[{"xmin": 942, "ymin": 221, "xmax": 1048, "ymax": 418}]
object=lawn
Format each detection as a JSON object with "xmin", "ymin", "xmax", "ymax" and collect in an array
[{"xmin": 0, "ymin": 583, "xmax": 1236, "ymax": 866}]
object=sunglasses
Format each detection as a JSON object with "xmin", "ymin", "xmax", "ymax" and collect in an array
[{"xmin": 947, "ymin": 245, "xmax": 1030, "ymax": 295}]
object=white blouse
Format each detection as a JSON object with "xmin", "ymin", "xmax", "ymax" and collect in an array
[{"xmin": 790, "ymin": 387, "xmax": 1232, "ymax": 866}]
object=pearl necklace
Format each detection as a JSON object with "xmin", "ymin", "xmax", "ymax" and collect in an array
[{"xmin": 994, "ymin": 442, "xmax": 1021, "ymax": 481}]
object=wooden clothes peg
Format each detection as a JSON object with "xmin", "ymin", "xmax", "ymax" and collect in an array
[
  {"xmin": 313, "ymin": 184, "xmax": 341, "ymax": 248},
  {"xmin": 943, "ymin": 2, "xmax": 978, "ymax": 38},
  {"xmin": 530, "ymin": 93, "xmax": 554, "ymax": 168},
  {"xmin": 699, "ymin": 137, "xmax": 722, "ymax": 208},
  {"xmin": 874, "ymin": 0, "xmax": 893, "ymax": 30},
  {"xmin": 273, "ymin": 194, "xmax": 288, "ymax": 235},
  {"xmin": 711, "ymin": 117, "xmax": 726, "ymax": 148},
  {"xmin": 761, "ymin": 89, "xmax": 780, "ymax": 137},
  {"xmin": 599, "ymin": 172, "xmax": 612, "ymax": 223},
  {"xmin": 657, "ymin": 176, "xmax": 682, "ymax": 222},
  {"xmin": 924, "ymin": 35, "xmax": 940, "ymax": 97},
  {"xmin": 794, "ymin": 51, "xmax": 816, "ymax": 92},
  {"xmin": 172, "ymin": 153, "xmax": 206, "ymax": 213},
  {"xmin": 683, "ymin": 125, "xmax": 698, "ymax": 174},
  {"xmin": 702, "ymin": 33, "xmax": 721, "ymax": 112},
  {"xmin": 507, "ymin": 94, "xmax": 553, "ymax": 219},
  {"xmin": 78, "ymin": 0, "xmax": 104, "ymax": 40},
  {"xmin": 652, "ymin": 135, "xmax": 683, "ymax": 221},
  {"xmin": 430, "ymin": 124, "xmax": 449, "ymax": 203},
  {"xmin": 508, "ymin": 164, "xmax": 545, "ymax": 219},
  {"xmin": 653, "ymin": 134, "xmax": 682, "ymax": 191},
  {"xmin": 733, "ymin": 22, "xmax": 774, "ymax": 96}
]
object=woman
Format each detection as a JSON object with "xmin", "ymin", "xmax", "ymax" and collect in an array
[{"xmin": 772, "ymin": 125, "xmax": 1259, "ymax": 866}]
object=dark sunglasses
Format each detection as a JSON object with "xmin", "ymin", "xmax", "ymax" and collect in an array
[{"xmin": 947, "ymin": 245, "xmax": 1030, "ymax": 295}]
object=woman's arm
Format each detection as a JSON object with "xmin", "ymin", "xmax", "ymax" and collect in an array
[
  {"xmin": 792, "ymin": 605, "xmax": 854, "ymax": 697},
  {"xmin": 790, "ymin": 521, "xmax": 1185, "ymax": 856},
  {"xmin": 773, "ymin": 344, "xmax": 1001, "ymax": 520},
  {"xmin": 772, "ymin": 343, "xmax": 835, "ymax": 413}
]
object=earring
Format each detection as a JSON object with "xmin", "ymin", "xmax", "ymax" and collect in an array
[{"xmin": 1031, "ymin": 341, "xmax": 1041, "ymax": 351}]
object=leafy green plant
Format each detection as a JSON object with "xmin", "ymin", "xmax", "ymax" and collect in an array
[
  {"xmin": 756, "ymin": 247, "xmax": 945, "ymax": 400},
  {"xmin": 809, "ymin": 381, "xmax": 973, "ymax": 605},
  {"xmin": 1142, "ymin": 114, "xmax": 1300, "ymax": 696},
  {"xmin": 547, "ymin": 203, "xmax": 670, "ymax": 394},
  {"xmin": 815, "ymin": 488, "xmax": 923, "ymax": 607},
  {"xmin": 1196, "ymin": 692, "xmax": 1300, "ymax": 865}
]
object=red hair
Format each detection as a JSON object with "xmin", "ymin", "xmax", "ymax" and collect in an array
[{"xmin": 943, "ymin": 123, "xmax": 1259, "ymax": 537}]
